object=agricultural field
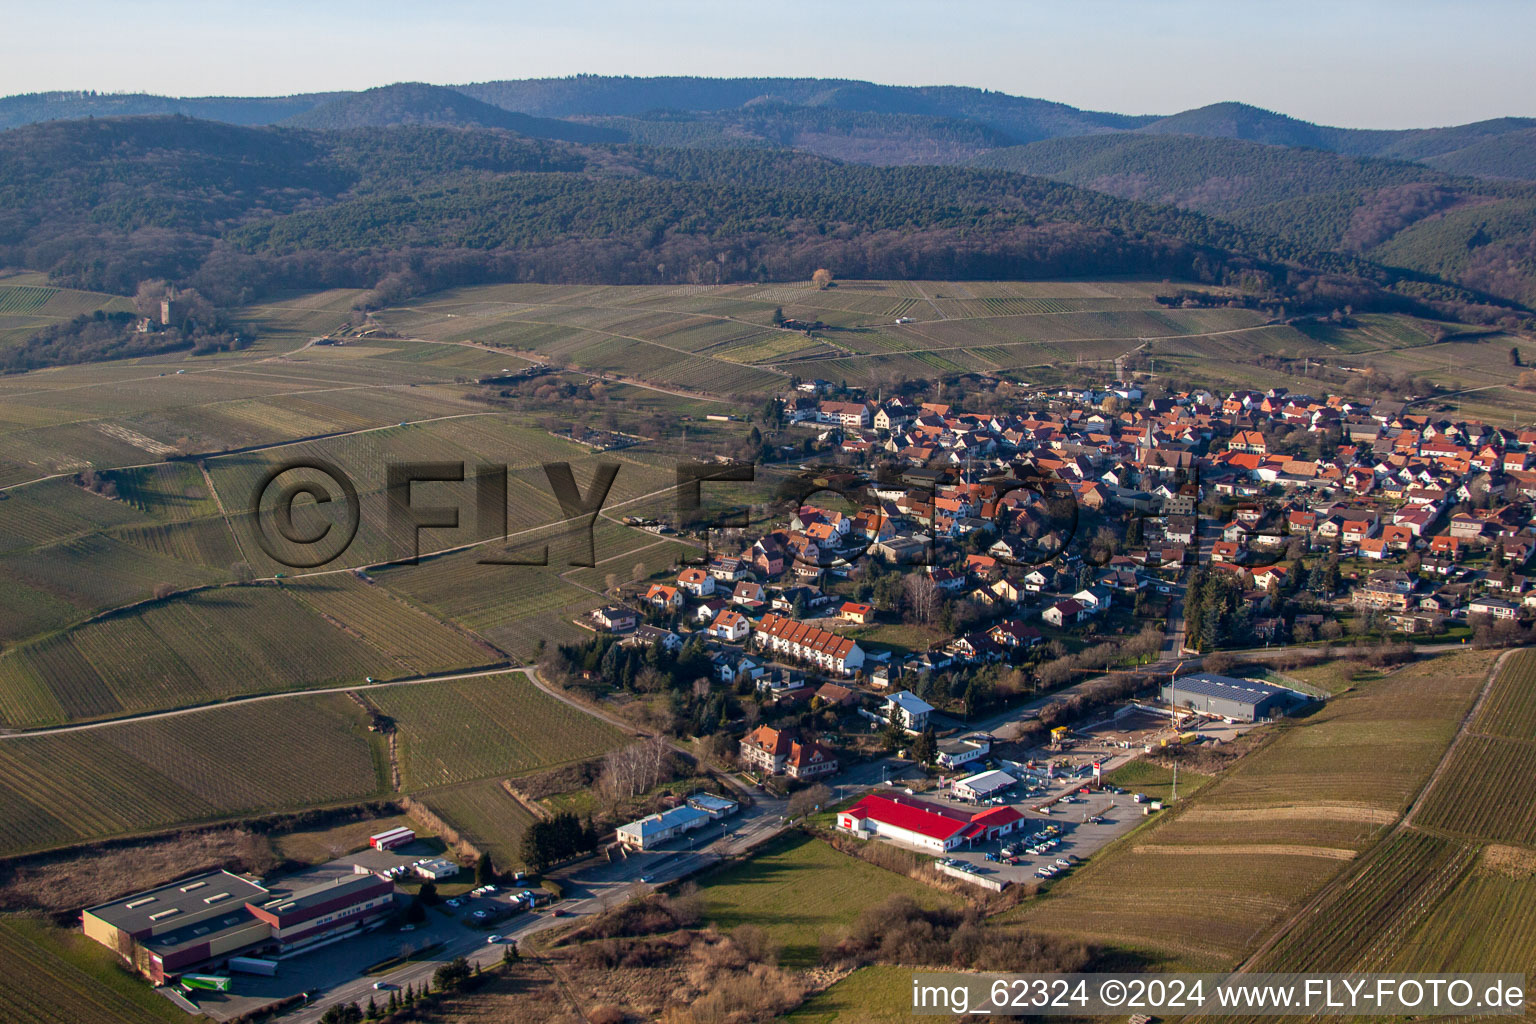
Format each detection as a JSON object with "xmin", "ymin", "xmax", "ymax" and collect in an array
[
  {"xmin": 1388, "ymin": 844, "xmax": 1536, "ymax": 978},
  {"xmin": 360, "ymin": 279, "xmax": 1490, "ymax": 395},
  {"xmin": 0, "ymin": 585, "xmax": 401, "ymax": 727},
  {"xmin": 369, "ymin": 671, "xmax": 626, "ymax": 790},
  {"xmin": 0, "ymin": 693, "xmax": 383, "ymax": 857},
  {"xmin": 700, "ymin": 834, "xmax": 959, "ymax": 969},
  {"xmin": 0, "ymin": 530, "xmax": 229, "ymax": 629},
  {"xmin": 286, "ymin": 572, "xmax": 502, "ymax": 675},
  {"xmin": 1004, "ymin": 650, "xmax": 1496, "ymax": 968},
  {"xmin": 1104, "ymin": 760, "xmax": 1212, "ymax": 806},
  {"xmin": 107, "ymin": 462, "xmax": 220, "ymax": 521},
  {"xmin": 1249, "ymin": 831, "xmax": 1477, "ymax": 973},
  {"xmin": 0, "ymin": 919, "xmax": 183, "ymax": 1024},
  {"xmin": 414, "ymin": 779, "xmax": 540, "ymax": 871},
  {"xmin": 368, "ymin": 515, "xmax": 676, "ymax": 661},
  {"xmin": 1414, "ymin": 649, "xmax": 1536, "ymax": 846},
  {"xmin": 0, "ymin": 275, "xmax": 137, "ymax": 358}
]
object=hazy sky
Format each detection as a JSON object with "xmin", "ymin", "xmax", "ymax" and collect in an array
[{"xmin": 6, "ymin": 1, "xmax": 1532, "ymax": 129}]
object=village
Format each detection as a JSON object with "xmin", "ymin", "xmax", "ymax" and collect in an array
[{"xmin": 554, "ymin": 374, "xmax": 1536, "ymax": 886}]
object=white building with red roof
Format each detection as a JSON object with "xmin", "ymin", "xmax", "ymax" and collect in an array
[
  {"xmin": 709, "ymin": 608, "xmax": 751, "ymax": 642},
  {"xmin": 753, "ymin": 613, "xmax": 865, "ymax": 675},
  {"xmin": 837, "ymin": 793, "xmax": 1023, "ymax": 852}
]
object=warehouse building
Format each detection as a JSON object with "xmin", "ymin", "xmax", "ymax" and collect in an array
[
  {"xmin": 1160, "ymin": 673, "xmax": 1300, "ymax": 722},
  {"xmin": 84, "ymin": 867, "xmax": 397, "ymax": 985}
]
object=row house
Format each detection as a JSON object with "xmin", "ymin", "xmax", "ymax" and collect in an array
[{"xmin": 753, "ymin": 613, "xmax": 866, "ymax": 675}]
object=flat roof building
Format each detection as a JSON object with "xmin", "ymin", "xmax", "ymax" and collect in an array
[
  {"xmin": 953, "ymin": 769, "xmax": 1016, "ymax": 802},
  {"xmin": 1161, "ymin": 673, "xmax": 1300, "ymax": 722},
  {"xmin": 84, "ymin": 866, "xmax": 397, "ymax": 986},
  {"xmin": 686, "ymin": 793, "xmax": 740, "ymax": 819},
  {"xmin": 616, "ymin": 804, "xmax": 711, "ymax": 851},
  {"xmin": 412, "ymin": 858, "xmax": 459, "ymax": 880}
]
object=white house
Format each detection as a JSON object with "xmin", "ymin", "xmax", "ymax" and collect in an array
[
  {"xmin": 709, "ymin": 608, "xmax": 752, "ymax": 642},
  {"xmin": 676, "ymin": 568, "xmax": 716, "ymax": 598},
  {"xmin": 935, "ymin": 733, "xmax": 991, "ymax": 770},
  {"xmin": 883, "ymin": 691, "xmax": 934, "ymax": 732}
]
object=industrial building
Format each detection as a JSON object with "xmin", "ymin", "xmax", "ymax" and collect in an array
[
  {"xmin": 616, "ymin": 804, "xmax": 711, "ymax": 851},
  {"xmin": 83, "ymin": 867, "xmax": 396, "ymax": 985},
  {"xmin": 838, "ymin": 793, "xmax": 1022, "ymax": 852},
  {"xmin": 1160, "ymin": 673, "xmax": 1300, "ymax": 722}
]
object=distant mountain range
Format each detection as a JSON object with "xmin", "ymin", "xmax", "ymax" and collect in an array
[
  {"xmin": 0, "ymin": 77, "xmax": 1531, "ymax": 322},
  {"xmin": 3, "ymin": 78, "xmax": 1532, "ymax": 179}
]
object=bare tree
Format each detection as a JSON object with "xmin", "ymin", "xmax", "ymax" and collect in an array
[
  {"xmin": 786, "ymin": 783, "xmax": 832, "ymax": 820},
  {"xmin": 902, "ymin": 574, "xmax": 941, "ymax": 626}
]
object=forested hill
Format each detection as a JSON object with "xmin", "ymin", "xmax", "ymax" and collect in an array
[
  {"xmin": 283, "ymin": 83, "xmax": 623, "ymax": 143},
  {"xmin": 0, "ymin": 115, "xmax": 1522, "ymax": 328},
  {"xmin": 4, "ymin": 78, "xmax": 1531, "ymax": 181},
  {"xmin": 975, "ymin": 134, "xmax": 1536, "ymax": 308}
]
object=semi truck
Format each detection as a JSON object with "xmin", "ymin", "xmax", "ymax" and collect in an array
[
  {"xmin": 180, "ymin": 974, "xmax": 231, "ymax": 993},
  {"xmin": 228, "ymin": 956, "xmax": 279, "ymax": 976}
]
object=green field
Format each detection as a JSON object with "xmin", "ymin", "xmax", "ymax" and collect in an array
[
  {"xmin": 1104, "ymin": 759, "xmax": 1212, "ymax": 805},
  {"xmin": 0, "ymin": 585, "xmax": 401, "ymax": 727},
  {"xmin": 360, "ymin": 279, "xmax": 1477, "ymax": 393},
  {"xmin": 0, "ymin": 693, "xmax": 383, "ymax": 857},
  {"xmin": 287, "ymin": 573, "xmax": 502, "ymax": 675},
  {"xmin": 1414, "ymin": 649, "xmax": 1536, "ymax": 846},
  {"xmin": 414, "ymin": 778, "xmax": 540, "ymax": 871},
  {"xmin": 1005, "ymin": 650, "xmax": 1496, "ymax": 968},
  {"xmin": 1388, "ymin": 845, "xmax": 1536, "ymax": 978},
  {"xmin": 0, "ymin": 919, "xmax": 184, "ymax": 1024},
  {"xmin": 371, "ymin": 671, "xmax": 626, "ymax": 789},
  {"xmin": 700, "ymin": 834, "xmax": 959, "ymax": 969},
  {"xmin": 1251, "ymin": 831, "xmax": 1477, "ymax": 973},
  {"xmin": 783, "ymin": 965, "xmax": 917, "ymax": 1024}
]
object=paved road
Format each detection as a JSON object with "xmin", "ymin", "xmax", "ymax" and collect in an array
[{"xmin": 281, "ymin": 756, "xmax": 909, "ymax": 1023}]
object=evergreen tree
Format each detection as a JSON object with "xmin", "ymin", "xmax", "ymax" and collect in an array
[
  {"xmin": 912, "ymin": 726, "xmax": 937, "ymax": 765},
  {"xmin": 883, "ymin": 700, "xmax": 906, "ymax": 750}
]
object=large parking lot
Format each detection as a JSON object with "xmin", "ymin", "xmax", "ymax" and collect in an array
[
  {"xmin": 873, "ymin": 752, "xmax": 1171, "ymax": 887},
  {"xmin": 936, "ymin": 788, "xmax": 1150, "ymax": 885}
]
